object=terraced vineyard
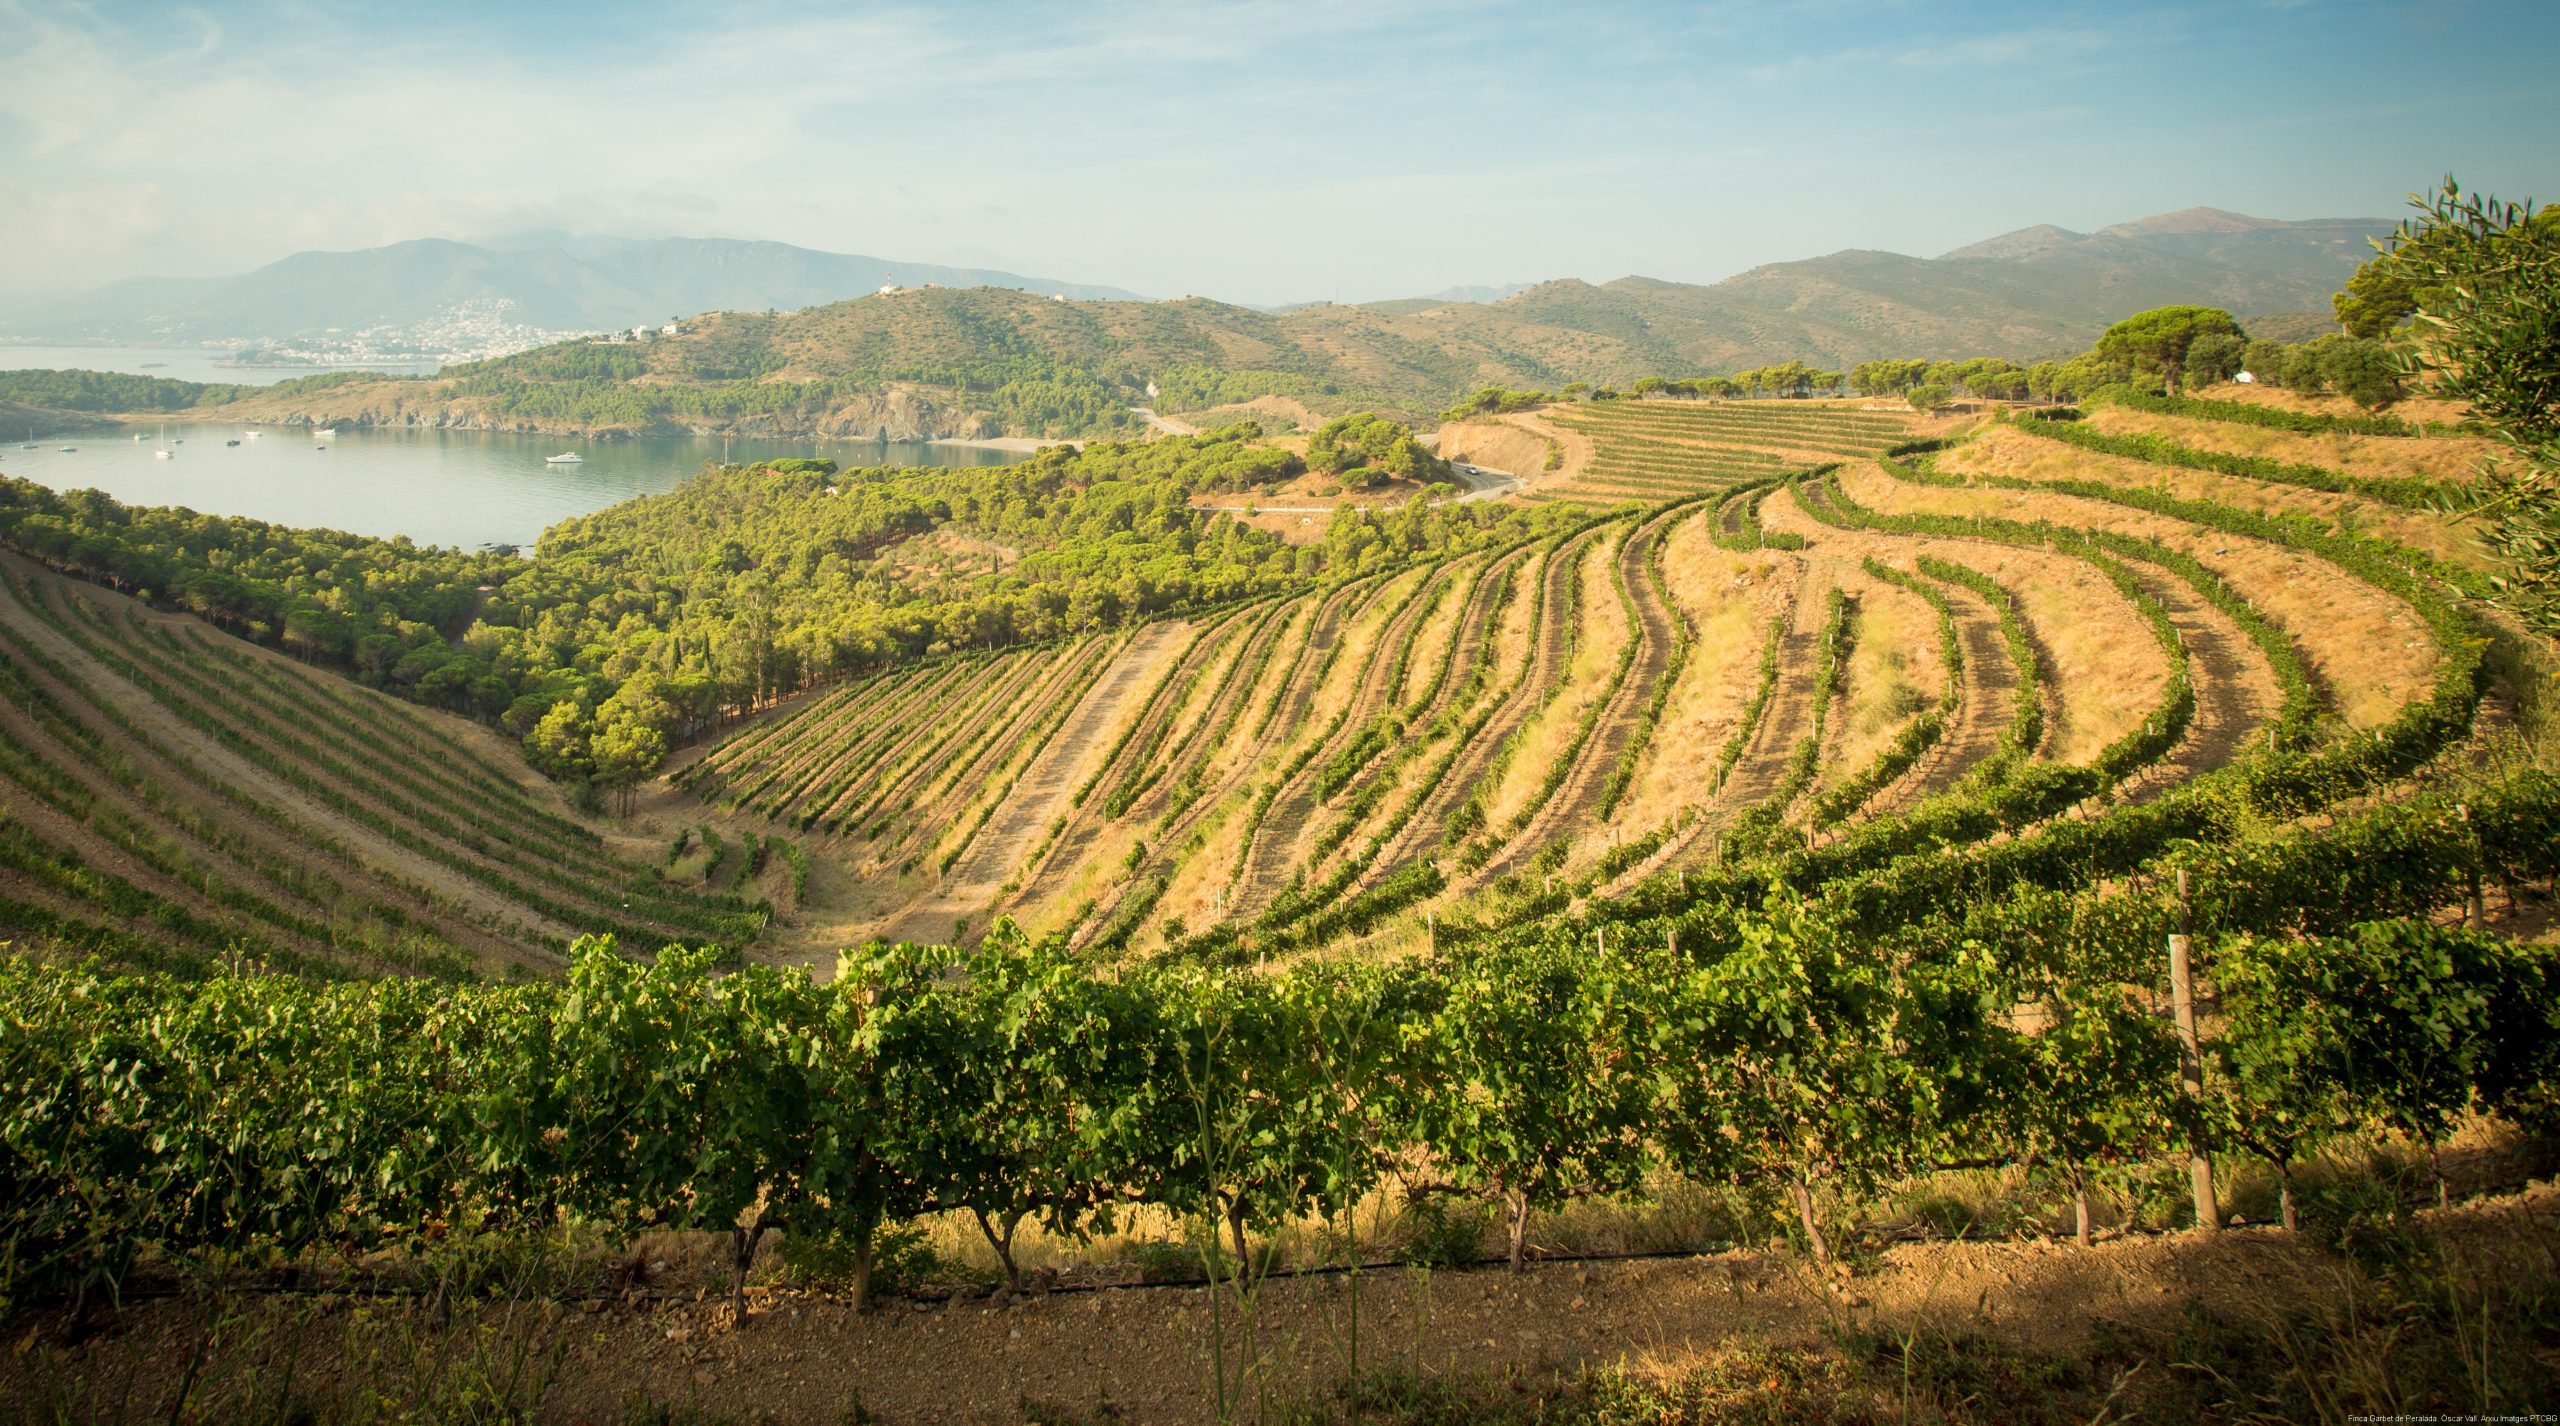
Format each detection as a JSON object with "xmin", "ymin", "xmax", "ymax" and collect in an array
[
  {"xmin": 0, "ymin": 554, "xmax": 765, "ymax": 978},
  {"xmin": 669, "ymin": 389, "xmax": 2520, "ymax": 970},
  {"xmin": 1533, "ymin": 399, "xmax": 1921, "ymax": 503}
]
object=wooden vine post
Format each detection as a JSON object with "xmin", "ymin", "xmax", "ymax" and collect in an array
[
  {"xmin": 2170, "ymin": 869, "xmax": 2218, "ymax": 1231},
  {"xmin": 2459, "ymin": 803, "xmax": 2485, "ymax": 929}
]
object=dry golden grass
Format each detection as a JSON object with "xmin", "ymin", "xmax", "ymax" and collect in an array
[
  {"xmin": 1146, "ymin": 616, "xmax": 1261, "ymax": 777},
  {"xmin": 1151, "ymin": 793, "xmax": 1251, "ymax": 939},
  {"xmin": 1817, "ymin": 562, "xmax": 1941, "ymax": 799},
  {"xmin": 1995, "ymin": 420, "xmax": 2489, "ymax": 571},
  {"xmin": 2191, "ymin": 378, "xmax": 2471, "ymax": 427},
  {"xmin": 1926, "ymin": 437, "xmax": 2442, "ymax": 726},
  {"xmin": 989, "ymin": 625, "xmax": 1201, "ymax": 935},
  {"xmin": 1832, "ymin": 467, "xmax": 2169, "ymax": 763},
  {"xmin": 2086, "ymin": 404, "xmax": 2488, "ymax": 486},
  {"xmin": 1393, "ymin": 557, "xmax": 1476, "ymax": 709},
  {"xmin": 1610, "ymin": 515, "xmax": 1792, "ymax": 836}
]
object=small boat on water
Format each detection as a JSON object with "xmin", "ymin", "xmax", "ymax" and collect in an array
[
  {"xmin": 59, "ymin": 446, "xmax": 76, "ymax": 453},
  {"xmin": 313, "ymin": 427, "xmax": 338, "ymax": 439},
  {"xmin": 545, "ymin": 452, "xmax": 585, "ymax": 465},
  {"xmin": 244, "ymin": 431, "xmax": 262, "ymax": 440},
  {"xmin": 226, "ymin": 439, "xmax": 240, "ymax": 447}
]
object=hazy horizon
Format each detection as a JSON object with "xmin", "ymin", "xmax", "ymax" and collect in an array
[{"xmin": 5, "ymin": 0, "xmax": 2555, "ymax": 308}]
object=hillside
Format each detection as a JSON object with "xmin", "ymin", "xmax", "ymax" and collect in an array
[{"xmin": 0, "ymin": 554, "xmax": 768, "ymax": 978}]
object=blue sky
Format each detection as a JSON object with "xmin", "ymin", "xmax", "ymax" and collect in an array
[{"xmin": 2, "ymin": 0, "xmax": 2554, "ymax": 305}]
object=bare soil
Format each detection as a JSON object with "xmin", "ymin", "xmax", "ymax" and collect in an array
[{"xmin": 24, "ymin": 1188, "xmax": 2542, "ymax": 1426}]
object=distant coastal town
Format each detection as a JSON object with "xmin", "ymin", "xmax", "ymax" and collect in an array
[{"xmin": 218, "ymin": 297, "xmax": 586, "ymax": 369}]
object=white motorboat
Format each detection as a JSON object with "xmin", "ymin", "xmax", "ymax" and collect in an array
[
  {"xmin": 313, "ymin": 427, "xmax": 338, "ymax": 439},
  {"xmin": 244, "ymin": 430, "xmax": 262, "ymax": 440},
  {"xmin": 545, "ymin": 452, "xmax": 585, "ymax": 464}
]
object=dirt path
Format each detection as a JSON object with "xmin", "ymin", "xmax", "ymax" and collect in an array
[
  {"xmin": 1497, "ymin": 410, "xmax": 1590, "ymax": 494},
  {"xmin": 884, "ymin": 641, "xmax": 1112, "ymax": 855},
  {"xmin": 866, "ymin": 624, "xmax": 1187, "ymax": 948},
  {"xmin": 1741, "ymin": 491, "xmax": 2026, "ymax": 821},
  {"xmin": 22, "ymin": 1193, "xmax": 2509, "ymax": 1426},
  {"xmin": 1693, "ymin": 569, "xmax": 1827, "ymax": 848},
  {"xmin": 1872, "ymin": 576, "xmax": 2018, "ymax": 814},
  {"xmin": 2107, "ymin": 564, "xmax": 2280, "ymax": 805},
  {"xmin": 1002, "ymin": 618, "xmax": 1244, "ymax": 916},
  {"xmin": 1118, "ymin": 606, "xmax": 1285, "ymax": 830}
]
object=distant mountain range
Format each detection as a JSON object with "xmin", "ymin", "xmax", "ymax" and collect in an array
[
  {"xmin": 4, "ymin": 206, "xmax": 2390, "ymax": 439},
  {"xmin": 1405, "ymin": 207, "xmax": 2383, "ymax": 376},
  {"xmin": 0, "ymin": 236, "xmax": 1148, "ymax": 347}
]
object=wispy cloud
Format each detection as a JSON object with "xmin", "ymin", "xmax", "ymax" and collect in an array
[
  {"xmin": 1743, "ymin": 23, "xmax": 2122, "ymax": 82},
  {"xmin": 0, "ymin": 0, "xmax": 2548, "ymax": 306}
]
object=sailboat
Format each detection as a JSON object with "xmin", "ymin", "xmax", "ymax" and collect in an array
[{"xmin": 155, "ymin": 423, "xmax": 173, "ymax": 459}]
